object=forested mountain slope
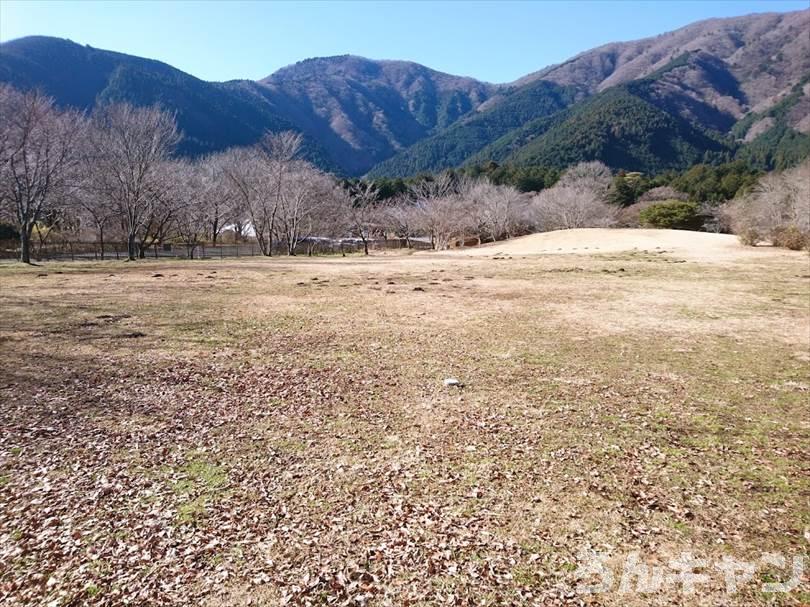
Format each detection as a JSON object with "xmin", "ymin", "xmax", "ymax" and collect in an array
[
  {"xmin": 0, "ymin": 39, "xmax": 496, "ymax": 174},
  {"xmin": 0, "ymin": 37, "xmax": 310, "ymax": 158},
  {"xmin": 371, "ymin": 9, "xmax": 810, "ymax": 176},
  {"xmin": 2, "ymin": 9, "xmax": 808, "ymax": 177},
  {"xmin": 259, "ymin": 56, "xmax": 497, "ymax": 174}
]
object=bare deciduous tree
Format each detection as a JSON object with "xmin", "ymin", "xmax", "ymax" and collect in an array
[
  {"xmin": 168, "ymin": 160, "xmax": 210, "ymax": 259},
  {"xmin": 198, "ymin": 153, "xmax": 236, "ymax": 246},
  {"xmin": 556, "ymin": 161, "xmax": 613, "ymax": 195},
  {"xmin": 343, "ymin": 181, "xmax": 381, "ymax": 255},
  {"xmin": 222, "ymin": 131, "xmax": 304, "ymax": 256},
  {"xmin": 531, "ymin": 187, "xmax": 618, "ymax": 230},
  {"xmin": 87, "ymin": 103, "xmax": 180, "ymax": 260},
  {"xmin": 71, "ymin": 187, "xmax": 118, "ymax": 259},
  {"xmin": 415, "ymin": 196, "xmax": 474, "ymax": 250},
  {"xmin": 222, "ymin": 148, "xmax": 270, "ymax": 254},
  {"xmin": 0, "ymin": 85, "xmax": 85, "ymax": 263},
  {"xmin": 466, "ymin": 181, "xmax": 526, "ymax": 243},
  {"xmin": 274, "ymin": 162, "xmax": 338, "ymax": 255},
  {"xmin": 530, "ymin": 162, "xmax": 618, "ymax": 231},
  {"xmin": 723, "ymin": 160, "xmax": 810, "ymax": 249},
  {"xmin": 407, "ymin": 173, "xmax": 475, "ymax": 250},
  {"xmin": 408, "ymin": 173, "xmax": 456, "ymax": 204},
  {"xmin": 382, "ymin": 195, "xmax": 419, "ymax": 248},
  {"xmin": 638, "ymin": 186, "xmax": 688, "ymax": 203}
]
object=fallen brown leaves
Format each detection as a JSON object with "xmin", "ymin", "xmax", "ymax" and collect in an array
[
  {"xmin": 1, "ymin": 255, "xmax": 808, "ymax": 606},
  {"xmin": 0, "ymin": 357, "xmax": 551, "ymax": 606}
]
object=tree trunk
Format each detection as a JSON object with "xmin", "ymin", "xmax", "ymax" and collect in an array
[
  {"xmin": 127, "ymin": 232, "xmax": 137, "ymax": 261},
  {"xmin": 98, "ymin": 225, "xmax": 105, "ymax": 261},
  {"xmin": 258, "ymin": 233, "xmax": 272, "ymax": 257},
  {"xmin": 363, "ymin": 238, "xmax": 369, "ymax": 256},
  {"xmin": 19, "ymin": 225, "xmax": 32, "ymax": 264}
]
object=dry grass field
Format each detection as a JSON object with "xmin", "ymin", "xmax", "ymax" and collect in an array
[{"xmin": 1, "ymin": 231, "xmax": 808, "ymax": 606}]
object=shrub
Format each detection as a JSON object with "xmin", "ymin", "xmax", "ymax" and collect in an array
[
  {"xmin": 638, "ymin": 200, "xmax": 702, "ymax": 230},
  {"xmin": 772, "ymin": 226, "xmax": 809, "ymax": 251},
  {"xmin": 616, "ymin": 200, "xmax": 657, "ymax": 228},
  {"xmin": 723, "ymin": 160, "xmax": 810, "ymax": 248},
  {"xmin": 736, "ymin": 228, "xmax": 761, "ymax": 246}
]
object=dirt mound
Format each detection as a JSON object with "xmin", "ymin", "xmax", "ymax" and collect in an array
[{"xmin": 451, "ymin": 228, "xmax": 783, "ymax": 262}]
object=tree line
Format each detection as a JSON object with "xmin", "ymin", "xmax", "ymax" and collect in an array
[
  {"xmin": 370, "ymin": 159, "xmax": 763, "ymax": 203},
  {"xmin": 0, "ymin": 86, "xmax": 615, "ymax": 263},
  {"xmin": 2, "ymin": 85, "xmax": 806, "ymax": 264},
  {"xmin": 0, "ymin": 86, "xmax": 530, "ymax": 262}
]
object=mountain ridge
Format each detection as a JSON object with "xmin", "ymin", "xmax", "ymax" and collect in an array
[
  {"xmin": 371, "ymin": 9, "xmax": 810, "ymax": 176},
  {"xmin": 1, "ymin": 9, "xmax": 808, "ymax": 177}
]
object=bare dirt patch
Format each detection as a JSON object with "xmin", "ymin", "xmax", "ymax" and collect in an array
[{"xmin": 452, "ymin": 228, "xmax": 803, "ymax": 263}]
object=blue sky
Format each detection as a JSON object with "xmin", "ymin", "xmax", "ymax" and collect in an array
[{"xmin": 1, "ymin": 1, "xmax": 806, "ymax": 83}]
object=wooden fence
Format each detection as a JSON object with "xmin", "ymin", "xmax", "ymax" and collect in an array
[{"xmin": 0, "ymin": 238, "xmax": 433, "ymax": 261}]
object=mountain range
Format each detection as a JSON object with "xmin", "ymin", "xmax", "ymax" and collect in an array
[{"xmin": 1, "ymin": 9, "xmax": 809, "ymax": 178}]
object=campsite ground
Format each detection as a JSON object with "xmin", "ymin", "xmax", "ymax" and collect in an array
[{"xmin": 1, "ymin": 230, "xmax": 808, "ymax": 606}]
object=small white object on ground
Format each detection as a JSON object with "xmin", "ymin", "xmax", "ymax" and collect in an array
[{"xmin": 443, "ymin": 378, "xmax": 462, "ymax": 387}]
